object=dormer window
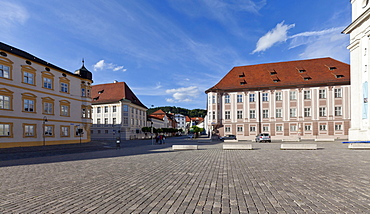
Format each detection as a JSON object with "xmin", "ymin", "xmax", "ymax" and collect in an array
[
  {"xmin": 329, "ymin": 66, "xmax": 337, "ymax": 71},
  {"xmin": 303, "ymin": 77, "xmax": 312, "ymax": 81},
  {"xmin": 336, "ymin": 75, "xmax": 344, "ymax": 78},
  {"xmin": 271, "ymin": 76, "xmax": 280, "ymax": 82},
  {"xmin": 240, "ymin": 80, "xmax": 247, "ymax": 85},
  {"xmin": 270, "ymin": 70, "xmax": 277, "ymax": 75},
  {"xmin": 93, "ymin": 96, "xmax": 99, "ymax": 101},
  {"xmin": 98, "ymin": 90, "xmax": 104, "ymax": 94},
  {"xmin": 239, "ymin": 72, "xmax": 245, "ymax": 78},
  {"xmin": 296, "ymin": 67, "xmax": 306, "ymax": 73}
]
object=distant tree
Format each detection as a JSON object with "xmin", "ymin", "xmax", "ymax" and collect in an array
[{"xmin": 147, "ymin": 106, "xmax": 206, "ymax": 118}]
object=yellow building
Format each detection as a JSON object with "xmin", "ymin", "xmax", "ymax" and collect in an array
[{"xmin": 0, "ymin": 42, "xmax": 93, "ymax": 148}]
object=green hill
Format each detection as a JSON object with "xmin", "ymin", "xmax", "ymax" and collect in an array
[{"xmin": 147, "ymin": 106, "xmax": 206, "ymax": 118}]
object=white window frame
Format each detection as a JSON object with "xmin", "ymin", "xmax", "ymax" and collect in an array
[
  {"xmin": 275, "ymin": 92, "xmax": 282, "ymax": 101},
  {"xmin": 335, "ymin": 124, "xmax": 342, "ymax": 131},
  {"xmin": 335, "ymin": 106, "xmax": 342, "ymax": 116},
  {"xmin": 319, "ymin": 107, "xmax": 326, "ymax": 117},
  {"xmin": 262, "ymin": 93, "xmax": 269, "ymax": 102},
  {"xmin": 249, "ymin": 94, "xmax": 255, "ymax": 102},
  {"xmin": 319, "ymin": 124, "xmax": 327, "ymax": 131},
  {"xmin": 290, "ymin": 108, "xmax": 296, "ymax": 118},
  {"xmin": 225, "ymin": 95, "xmax": 230, "ymax": 103},
  {"xmin": 304, "ymin": 90, "xmax": 311, "ymax": 99},
  {"xmin": 237, "ymin": 94, "xmax": 243, "ymax": 103},
  {"xmin": 319, "ymin": 89, "xmax": 326, "ymax": 99},
  {"xmin": 304, "ymin": 108, "xmax": 311, "ymax": 117},
  {"xmin": 276, "ymin": 109, "xmax": 282, "ymax": 118},
  {"xmin": 237, "ymin": 110, "xmax": 243, "ymax": 119},
  {"xmin": 334, "ymin": 88, "xmax": 342, "ymax": 98},
  {"xmin": 290, "ymin": 91, "xmax": 297, "ymax": 100},
  {"xmin": 262, "ymin": 110, "xmax": 269, "ymax": 118},
  {"xmin": 225, "ymin": 111, "xmax": 230, "ymax": 120},
  {"xmin": 250, "ymin": 110, "xmax": 256, "ymax": 119}
]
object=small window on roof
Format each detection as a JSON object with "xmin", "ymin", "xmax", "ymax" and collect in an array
[
  {"xmin": 271, "ymin": 76, "xmax": 280, "ymax": 82},
  {"xmin": 93, "ymin": 96, "xmax": 99, "ymax": 101},
  {"xmin": 336, "ymin": 75, "xmax": 344, "ymax": 78},
  {"xmin": 296, "ymin": 67, "xmax": 306, "ymax": 73},
  {"xmin": 328, "ymin": 66, "xmax": 337, "ymax": 70},
  {"xmin": 303, "ymin": 77, "xmax": 312, "ymax": 81},
  {"xmin": 240, "ymin": 80, "xmax": 247, "ymax": 85},
  {"xmin": 239, "ymin": 72, "xmax": 245, "ymax": 78},
  {"xmin": 270, "ymin": 69, "xmax": 277, "ymax": 75},
  {"xmin": 98, "ymin": 90, "xmax": 104, "ymax": 94}
]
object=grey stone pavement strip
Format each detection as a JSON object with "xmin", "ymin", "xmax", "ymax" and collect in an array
[{"xmin": 1, "ymin": 137, "xmax": 370, "ymax": 213}]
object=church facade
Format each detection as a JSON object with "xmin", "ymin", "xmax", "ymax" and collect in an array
[{"xmin": 343, "ymin": 0, "xmax": 370, "ymax": 141}]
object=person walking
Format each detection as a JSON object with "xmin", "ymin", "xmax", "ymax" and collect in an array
[
  {"xmin": 159, "ymin": 135, "xmax": 163, "ymax": 144},
  {"xmin": 116, "ymin": 137, "xmax": 121, "ymax": 149},
  {"xmin": 156, "ymin": 135, "xmax": 159, "ymax": 144}
]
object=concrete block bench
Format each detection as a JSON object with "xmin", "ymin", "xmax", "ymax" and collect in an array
[
  {"xmin": 315, "ymin": 139, "xmax": 334, "ymax": 142},
  {"xmin": 281, "ymin": 144, "xmax": 317, "ymax": 150},
  {"xmin": 223, "ymin": 140, "xmax": 238, "ymax": 143},
  {"xmin": 348, "ymin": 143, "xmax": 370, "ymax": 149},
  {"xmin": 281, "ymin": 138, "xmax": 301, "ymax": 142},
  {"xmin": 172, "ymin": 145, "xmax": 198, "ymax": 150},
  {"xmin": 223, "ymin": 144, "xmax": 253, "ymax": 150}
]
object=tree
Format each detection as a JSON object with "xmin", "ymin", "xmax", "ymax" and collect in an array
[{"xmin": 191, "ymin": 126, "xmax": 203, "ymax": 138}]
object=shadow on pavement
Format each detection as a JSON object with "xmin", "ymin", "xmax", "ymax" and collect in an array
[{"xmin": 0, "ymin": 136, "xmax": 219, "ymax": 167}]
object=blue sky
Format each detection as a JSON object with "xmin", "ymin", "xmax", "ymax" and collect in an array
[{"xmin": 1, "ymin": 0, "xmax": 351, "ymax": 110}]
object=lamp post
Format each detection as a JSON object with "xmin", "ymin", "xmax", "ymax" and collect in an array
[
  {"xmin": 150, "ymin": 119, "xmax": 154, "ymax": 145},
  {"xmin": 43, "ymin": 116, "xmax": 48, "ymax": 146}
]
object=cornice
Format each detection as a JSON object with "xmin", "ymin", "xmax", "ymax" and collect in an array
[{"xmin": 343, "ymin": 7, "xmax": 370, "ymax": 34}]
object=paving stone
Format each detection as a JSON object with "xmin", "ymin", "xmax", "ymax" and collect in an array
[{"xmin": 1, "ymin": 138, "xmax": 370, "ymax": 213}]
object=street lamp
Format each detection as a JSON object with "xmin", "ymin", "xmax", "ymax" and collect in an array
[
  {"xmin": 43, "ymin": 116, "xmax": 48, "ymax": 146},
  {"xmin": 150, "ymin": 119, "xmax": 154, "ymax": 145}
]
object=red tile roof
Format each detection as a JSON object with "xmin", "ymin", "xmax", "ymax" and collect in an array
[
  {"xmin": 206, "ymin": 57, "xmax": 350, "ymax": 93},
  {"xmin": 191, "ymin": 117, "xmax": 204, "ymax": 123},
  {"xmin": 148, "ymin": 109, "xmax": 166, "ymax": 120},
  {"xmin": 92, "ymin": 82, "xmax": 147, "ymax": 109}
]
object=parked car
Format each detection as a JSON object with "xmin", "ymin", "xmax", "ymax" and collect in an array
[
  {"xmin": 220, "ymin": 134, "xmax": 237, "ymax": 141},
  {"xmin": 255, "ymin": 133, "xmax": 271, "ymax": 142}
]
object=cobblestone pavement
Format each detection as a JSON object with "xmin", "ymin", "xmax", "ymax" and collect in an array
[{"xmin": 1, "ymin": 138, "xmax": 370, "ymax": 213}]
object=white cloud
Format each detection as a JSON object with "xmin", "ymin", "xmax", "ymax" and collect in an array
[
  {"xmin": 0, "ymin": 2, "xmax": 29, "ymax": 27},
  {"xmin": 155, "ymin": 82, "xmax": 162, "ymax": 89},
  {"xmin": 93, "ymin": 60, "xmax": 127, "ymax": 72},
  {"xmin": 165, "ymin": 86, "xmax": 200, "ymax": 103},
  {"xmin": 288, "ymin": 27, "xmax": 344, "ymax": 49},
  {"xmin": 294, "ymin": 28, "xmax": 349, "ymax": 62},
  {"xmin": 252, "ymin": 21, "xmax": 295, "ymax": 54}
]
